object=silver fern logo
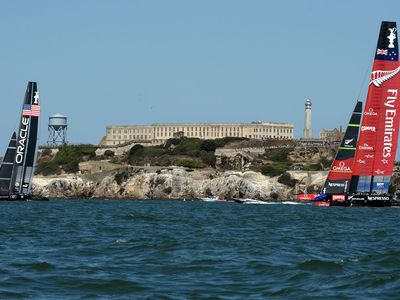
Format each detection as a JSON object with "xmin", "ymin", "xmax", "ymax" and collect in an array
[{"xmin": 370, "ymin": 66, "xmax": 400, "ymax": 87}]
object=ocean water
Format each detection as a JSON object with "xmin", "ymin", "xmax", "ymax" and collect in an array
[{"xmin": 0, "ymin": 200, "xmax": 399, "ymax": 299}]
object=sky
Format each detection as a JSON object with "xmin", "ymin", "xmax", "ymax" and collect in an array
[{"xmin": 1, "ymin": 0, "xmax": 400, "ymax": 151}]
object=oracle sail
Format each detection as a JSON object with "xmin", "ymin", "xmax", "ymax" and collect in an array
[
  {"xmin": 322, "ymin": 101, "xmax": 362, "ymax": 194},
  {"xmin": 0, "ymin": 82, "xmax": 41, "ymax": 200},
  {"xmin": 350, "ymin": 21, "xmax": 400, "ymax": 195}
]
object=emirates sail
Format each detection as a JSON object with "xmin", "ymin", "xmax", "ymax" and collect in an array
[{"xmin": 350, "ymin": 21, "xmax": 400, "ymax": 194}]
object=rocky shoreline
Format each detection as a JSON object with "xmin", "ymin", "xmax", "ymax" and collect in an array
[{"xmin": 31, "ymin": 167, "xmax": 327, "ymax": 200}]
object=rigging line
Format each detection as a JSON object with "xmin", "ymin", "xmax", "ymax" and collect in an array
[{"xmin": 356, "ymin": 49, "xmax": 375, "ymax": 102}]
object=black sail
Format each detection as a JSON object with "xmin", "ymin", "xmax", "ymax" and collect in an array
[
  {"xmin": 322, "ymin": 101, "xmax": 362, "ymax": 194},
  {"xmin": 0, "ymin": 133, "xmax": 17, "ymax": 196},
  {"xmin": 12, "ymin": 82, "xmax": 40, "ymax": 195}
]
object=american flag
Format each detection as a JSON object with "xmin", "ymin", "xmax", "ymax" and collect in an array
[{"xmin": 22, "ymin": 104, "xmax": 40, "ymax": 117}]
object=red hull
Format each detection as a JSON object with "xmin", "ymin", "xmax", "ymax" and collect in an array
[
  {"xmin": 295, "ymin": 194, "xmax": 319, "ymax": 201},
  {"xmin": 314, "ymin": 201, "xmax": 330, "ymax": 207}
]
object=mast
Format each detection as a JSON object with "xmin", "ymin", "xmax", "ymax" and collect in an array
[
  {"xmin": 322, "ymin": 101, "xmax": 362, "ymax": 194},
  {"xmin": 350, "ymin": 21, "xmax": 400, "ymax": 194},
  {"xmin": 0, "ymin": 133, "xmax": 17, "ymax": 196},
  {"xmin": 12, "ymin": 82, "xmax": 40, "ymax": 195}
]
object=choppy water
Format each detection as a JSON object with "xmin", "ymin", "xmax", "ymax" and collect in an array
[{"xmin": 0, "ymin": 200, "xmax": 400, "ymax": 299}]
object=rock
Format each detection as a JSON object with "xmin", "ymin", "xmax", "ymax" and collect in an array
[{"xmin": 32, "ymin": 167, "xmax": 326, "ymax": 201}]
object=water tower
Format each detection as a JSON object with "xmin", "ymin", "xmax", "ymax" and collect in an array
[{"xmin": 47, "ymin": 113, "xmax": 68, "ymax": 146}]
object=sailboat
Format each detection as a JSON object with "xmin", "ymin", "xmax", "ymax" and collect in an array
[
  {"xmin": 0, "ymin": 82, "xmax": 41, "ymax": 200},
  {"xmin": 315, "ymin": 21, "xmax": 400, "ymax": 207}
]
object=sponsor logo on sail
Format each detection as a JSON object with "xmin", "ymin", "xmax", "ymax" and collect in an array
[
  {"xmin": 359, "ymin": 143, "xmax": 373, "ymax": 151},
  {"xmin": 370, "ymin": 66, "xmax": 400, "ymax": 87},
  {"xmin": 361, "ymin": 126, "xmax": 376, "ymax": 132},
  {"xmin": 344, "ymin": 138, "xmax": 354, "ymax": 145},
  {"xmin": 365, "ymin": 154, "xmax": 374, "ymax": 158},
  {"xmin": 375, "ymin": 169, "xmax": 385, "ymax": 175},
  {"xmin": 332, "ymin": 195, "xmax": 346, "ymax": 201},
  {"xmin": 33, "ymin": 91, "xmax": 39, "ymax": 104},
  {"xmin": 382, "ymin": 159, "xmax": 389, "ymax": 164},
  {"xmin": 332, "ymin": 161, "xmax": 351, "ymax": 172},
  {"xmin": 357, "ymin": 159, "xmax": 366, "ymax": 164},
  {"xmin": 377, "ymin": 183, "xmax": 385, "ymax": 187},
  {"xmin": 15, "ymin": 117, "xmax": 30, "ymax": 164},
  {"xmin": 364, "ymin": 108, "xmax": 378, "ymax": 116},
  {"xmin": 388, "ymin": 27, "xmax": 397, "ymax": 49},
  {"xmin": 328, "ymin": 182, "xmax": 345, "ymax": 187},
  {"xmin": 383, "ymin": 89, "xmax": 397, "ymax": 158}
]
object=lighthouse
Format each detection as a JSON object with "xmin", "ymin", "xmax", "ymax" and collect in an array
[{"xmin": 303, "ymin": 99, "xmax": 312, "ymax": 139}]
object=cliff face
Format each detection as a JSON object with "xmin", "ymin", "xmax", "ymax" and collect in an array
[{"xmin": 31, "ymin": 168, "xmax": 327, "ymax": 200}]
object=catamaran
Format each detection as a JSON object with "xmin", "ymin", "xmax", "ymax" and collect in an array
[
  {"xmin": 0, "ymin": 82, "xmax": 41, "ymax": 200},
  {"xmin": 313, "ymin": 21, "xmax": 400, "ymax": 207}
]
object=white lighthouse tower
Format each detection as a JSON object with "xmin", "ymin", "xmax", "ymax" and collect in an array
[{"xmin": 303, "ymin": 98, "xmax": 313, "ymax": 139}]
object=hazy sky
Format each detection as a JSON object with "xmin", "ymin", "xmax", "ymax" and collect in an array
[{"xmin": 1, "ymin": 0, "xmax": 400, "ymax": 151}]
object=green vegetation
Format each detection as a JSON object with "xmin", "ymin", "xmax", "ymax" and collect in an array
[
  {"xmin": 179, "ymin": 160, "xmax": 206, "ymax": 169},
  {"xmin": 104, "ymin": 150, "xmax": 115, "ymax": 157},
  {"xmin": 319, "ymin": 156, "xmax": 333, "ymax": 169},
  {"xmin": 264, "ymin": 147, "xmax": 293, "ymax": 162},
  {"xmin": 199, "ymin": 140, "xmax": 217, "ymax": 152},
  {"xmin": 124, "ymin": 137, "xmax": 223, "ymax": 168},
  {"xmin": 35, "ymin": 161, "xmax": 60, "ymax": 176},
  {"xmin": 278, "ymin": 172, "xmax": 297, "ymax": 187},
  {"xmin": 115, "ymin": 170, "xmax": 129, "ymax": 185},
  {"xmin": 36, "ymin": 144, "xmax": 97, "ymax": 175},
  {"xmin": 41, "ymin": 148, "xmax": 52, "ymax": 157},
  {"xmin": 54, "ymin": 144, "xmax": 96, "ymax": 173},
  {"xmin": 270, "ymin": 192, "xmax": 279, "ymax": 200},
  {"xmin": 163, "ymin": 186, "xmax": 172, "ymax": 194},
  {"xmin": 304, "ymin": 163, "xmax": 323, "ymax": 171},
  {"xmin": 260, "ymin": 161, "xmax": 292, "ymax": 177}
]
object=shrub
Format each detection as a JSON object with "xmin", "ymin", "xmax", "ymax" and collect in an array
[
  {"xmin": 179, "ymin": 160, "xmax": 206, "ymax": 168},
  {"xmin": 115, "ymin": 170, "xmax": 129, "ymax": 185},
  {"xmin": 200, "ymin": 150, "xmax": 216, "ymax": 167},
  {"xmin": 260, "ymin": 162, "xmax": 291, "ymax": 177},
  {"xmin": 173, "ymin": 138, "xmax": 203, "ymax": 154},
  {"xmin": 278, "ymin": 172, "xmax": 297, "ymax": 187},
  {"xmin": 164, "ymin": 138, "xmax": 182, "ymax": 149},
  {"xmin": 270, "ymin": 192, "xmax": 279, "ymax": 200},
  {"xmin": 305, "ymin": 163, "xmax": 323, "ymax": 171},
  {"xmin": 200, "ymin": 140, "xmax": 217, "ymax": 152},
  {"xmin": 35, "ymin": 161, "xmax": 60, "ymax": 176},
  {"xmin": 264, "ymin": 148, "xmax": 293, "ymax": 162},
  {"xmin": 319, "ymin": 156, "xmax": 332, "ymax": 169},
  {"xmin": 78, "ymin": 144, "xmax": 96, "ymax": 159},
  {"xmin": 53, "ymin": 145, "xmax": 96, "ymax": 173},
  {"xmin": 129, "ymin": 144, "xmax": 145, "ymax": 157},
  {"xmin": 214, "ymin": 137, "xmax": 249, "ymax": 148},
  {"xmin": 41, "ymin": 148, "xmax": 52, "ymax": 157},
  {"xmin": 163, "ymin": 186, "xmax": 172, "ymax": 194},
  {"xmin": 104, "ymin": 150, "xmax": 115, "ymax": 157}
]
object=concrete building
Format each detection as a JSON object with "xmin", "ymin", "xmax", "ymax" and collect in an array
[
  {"xmin": 303, "ymin": 99, "xmax": 312, "ymax": 139},
  {"xmin": 320, "ymin": 127, "xmax": 344, "ymax": 143},
  {"xmin": 100, "ymin": 121, "xmax": 294, "ymax": 146}
]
